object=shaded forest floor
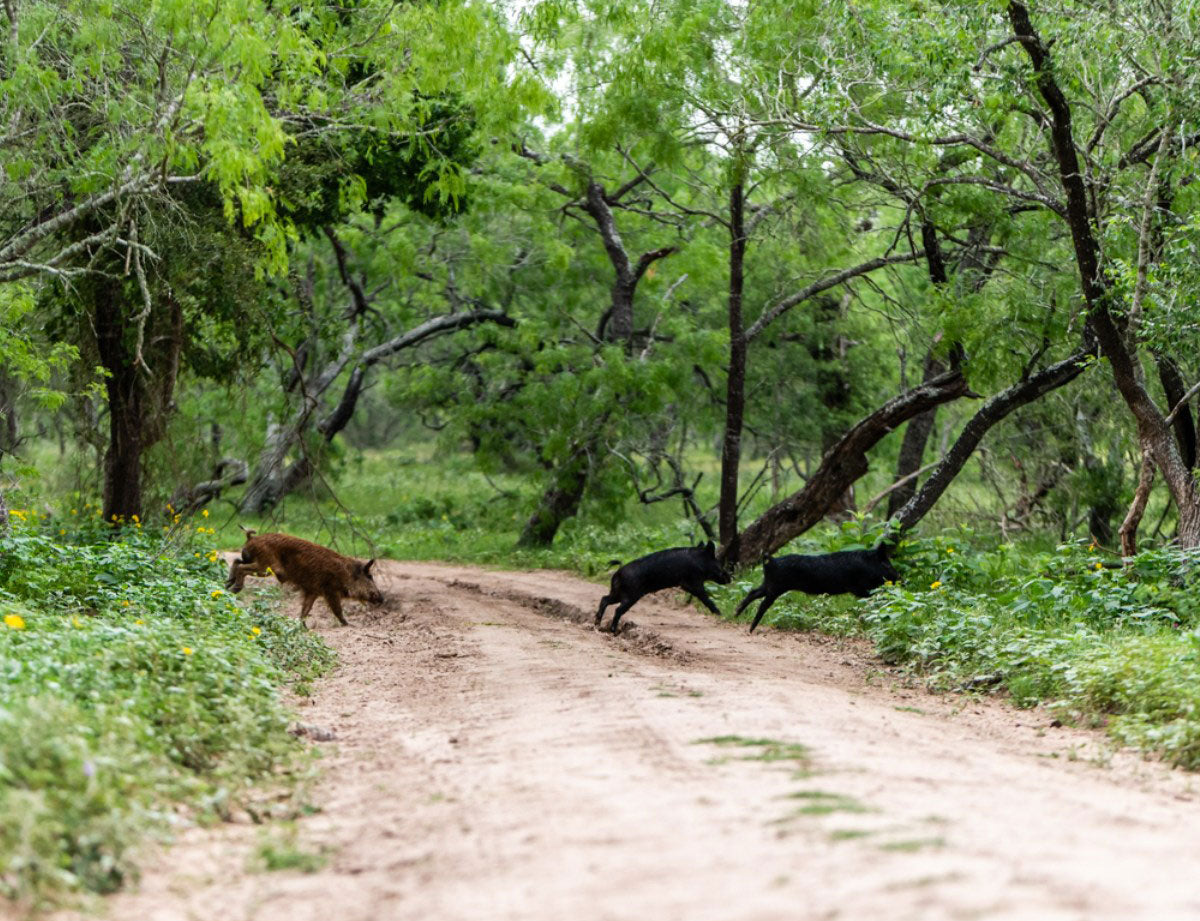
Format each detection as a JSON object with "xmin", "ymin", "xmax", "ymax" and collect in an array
[{"xmin": 46, "ymin": 561, "xmax": 1200, "ymax": 921}]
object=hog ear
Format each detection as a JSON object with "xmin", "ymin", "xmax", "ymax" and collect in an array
[
  {"xmin": 364, "ymin": 558, "xmax": 376, "ymax": 574},
  {"xmin": 703, "ymin": 540, "xmax": 715, "ymax": 555}
]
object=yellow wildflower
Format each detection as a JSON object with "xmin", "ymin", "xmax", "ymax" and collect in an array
[
  {"xmin": 71, "ymin": 616, "xmax": 83, "ymax": 628},
  {"xmin": 211, "ymin": 590, "xmax": 224, "ymax": 599},
  {"xmin": 59, "ymin": 529, "xmax": 66, "ymax": 535},
  {"xmin": 946, "ymin": 547, "xmax": 955, "ymax": 554},
  {"xmin": 201, "ymin": 509, "xmax": 209, "ymax": 518},
  {"xmin": 1094, "ymin": 562, "xmax": 1104, "ymax": 571},
  {"xmin": 121, "ymin": 600, "xmax": 131, "ymax": 607},
  {"xmin": 71, "ymin": 508, "xmax": 78, "ymax": 515},
  {"xmin": 182, "ymin": 646, "xmax": 193, "ymax": 655},
  {"xmin": 251, "ymin": 626, "xmax": 261, "ymax": 636},
  {"xmin": 167, "ymin": 503, "xmax": 174, "ymax": 514},
  {"xmin": 930, "ymin": 580, "xmax": 943, "ymax": 590},
  {"xmin": 4, "ymin": 613, "xmax": 25, "ymax": 630},
  {"xmin": 131, "ymin": 514, "xmax": 139, "ymax": 523},
  {"xmin": 135, "ymin": 619, "xmax": 144, "ymax": 626}
]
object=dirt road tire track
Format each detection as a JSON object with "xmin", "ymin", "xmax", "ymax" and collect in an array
[{"xmin": 47, "ymin": 561, "xmax": 1200, "ymax": 921}]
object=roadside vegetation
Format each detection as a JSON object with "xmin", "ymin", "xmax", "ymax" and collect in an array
[{"xmin": 0, "ymin": 506, "xmax": 332, "ymax": 908}]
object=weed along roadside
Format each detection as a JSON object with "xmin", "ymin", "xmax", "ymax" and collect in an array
[{"xmin": 0, "ymin": 507, "xmax": 333, "ymax": 911}]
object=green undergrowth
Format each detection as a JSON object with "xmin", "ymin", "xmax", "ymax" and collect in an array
[
  {"xmin": 715, "ymin": 527, "xmax": 1200, "ymax": 771},
  {"xmin": 0, "ymin": 502, "xmax": 333, "ymax": 909}
]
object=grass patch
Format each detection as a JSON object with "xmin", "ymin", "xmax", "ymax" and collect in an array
[
  {"xmin": 780, "ymin": 790, "xmax": 872, "ymax": 816},
  {"xmin": 252, "ymin": 825, "xmax": 330, "ymax": 874},
  {"xmin": 696, "ymin": 735, "xmax": 811, "ymax": 765},
  {"xmin": 0, "ymin": 504, "xmax": 333, "ymax": 908},
  {"xmin": 879, "ymin": 837, "xmax": 946, "ymax": 853},
  {"xmin": 829, "ymin": 829, "xmax": 876, "ymax": 841}
]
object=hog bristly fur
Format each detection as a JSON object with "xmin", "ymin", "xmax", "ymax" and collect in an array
[
  {"xmin": 596, "ymin": 541, "xmax": 731, "ymax": 634},
  {"xmin": 225, "ymin": 530, "xmax": 383, "ymax": 627},
  {"xmin": 735, "ymin": 544, "xmax": 899, "ymax": 633}
]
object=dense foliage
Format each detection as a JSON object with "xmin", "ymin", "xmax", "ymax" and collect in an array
[{"xmin": 0, "ymin": 507, "xmax": 331, "ymax": 905}]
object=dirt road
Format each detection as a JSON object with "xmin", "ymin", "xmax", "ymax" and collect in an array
[{"xmin": 58, "ymin": 561, "xmax": 1200, "ymax": 920}]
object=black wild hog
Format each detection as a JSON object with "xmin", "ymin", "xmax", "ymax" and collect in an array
[
  {"xmin": 735, "ymin": 544, "xmax": 899, "ymax": 633},
  {"xmin": 225, "ymin": 530, "xmax": 383, "ymax": 627},
  {"xmin": 596, "ymin": 541, "xmax": 731, "ymax": 634}
]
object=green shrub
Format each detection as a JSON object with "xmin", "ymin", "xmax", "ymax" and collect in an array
[{"xmin": 0, "ymin": 503, "xmax": 333, "ymax": 907}]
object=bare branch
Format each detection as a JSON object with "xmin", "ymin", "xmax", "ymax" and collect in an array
[{"xmin": 745, "ymin": 250, "xmax": 926, "ymax": 342}]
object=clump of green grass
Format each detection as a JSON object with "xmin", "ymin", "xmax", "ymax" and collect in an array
[
  {"xmin": 696, "ymin": 736, "xmax": 811, "ymax": 769},
  {"xmin": 252, "ymin": 825, "xmax": 330, "ymax": 874},
  {"xmin": 878, "ymin": 837, "xmax": 945, "ymax": 853},
  {"xmin": 781, "ymin": 790, "xmax": 871, "ymax": 815},
  {"xmin": 0, "ymin": 503, "xmax": 333, "ymax": 908}
]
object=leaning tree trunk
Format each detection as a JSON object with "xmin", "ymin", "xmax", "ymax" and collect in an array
[
  {"xmin": 732, "ymin": 368, "xmax": 969, "ymax": 567},
  {"xmin": 1009, "ymin": 1, "xmax": 1200, "ymax": 548},
  {"xmin": 893, "ymin": 348, "xmax": 1092, "ymax": 531},
  {"xmin": 717, "ymin": 177, "xmax": 747, "ymax": 562},
  {"xmin": 239, "ymin": 308, "xmax": 515, "ymax": 514},
  {"xmin": 517, "ymin": 445, "xmax": 592, "ymax": 548}
]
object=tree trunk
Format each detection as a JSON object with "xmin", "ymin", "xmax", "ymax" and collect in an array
[
  {"xmin": 1156, "ymin": 355, "xmax": 1196, "ymax": 470},
  {"xmin": 1009, "ymin": 1, "xmax": 1200, "ymax": 548},
  {"xmin": 1119, "ymin": 455, "xmax": 1155, "ymax": 557},
  {"xmin": 717, "ymin": 178, "xmax": 747, "ymax": 561},
  {"xmin": 239, "ymin": 416, "xmax": 296, "ymax": 514},
  {"xmin": 0, "ymin": 373, "xmax": 18, "ymax": 456},
  {"xmin": 240, "ymin": 309, "xmax": 514, "ymax": 514},
  {"xmin": 893, "ymin": 348, "xmax": 1091, "ymax": 531},
  {"xmin": 732, "ymin": 368, "xmax": 969, "ymax": 566},
  {"xmin": 888, "ymin": 222, "xmax": 957, "ymax": 518},
  {"xmin": 517, "ymin": 446, "xmax": 591, "ymax": 548},
  {"xmin": 521, "ymin": 167, "xmax": 671, "ymax": 546},
  {"xmin": 94, "ymin": 281, "xmax": 145, "ymax": 523},
  {"xmin": 886, "ymin": 351, "xmax": 943, "ymax": 519}
]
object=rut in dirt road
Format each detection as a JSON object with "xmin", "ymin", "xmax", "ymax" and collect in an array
[{"xmin": 50, "ymin": 561, "xmax": 1200, "ymax": 921}]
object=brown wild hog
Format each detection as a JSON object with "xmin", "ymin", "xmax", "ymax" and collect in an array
[{"xmin": 225, "ymin": 530, "xmax": 383, "ymax": 627}]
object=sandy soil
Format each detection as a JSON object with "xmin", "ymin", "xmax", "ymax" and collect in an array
[{"xmin": 42, "ymin": 560, "xmax": 1200, "ymax": 921}]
